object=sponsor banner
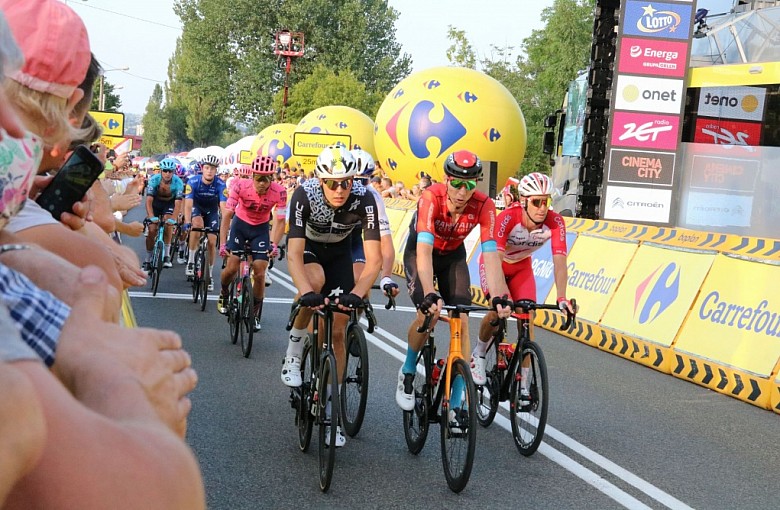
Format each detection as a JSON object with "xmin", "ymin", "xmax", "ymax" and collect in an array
[
  {"xmin": 601, "ymin": 245, "xmax": 715, "ymax": 346},
  {"xmin": 684, "ymin": 191, "xmax": 753, "ymax": 228},
  {"xmin": 676, "ymin": 254, "xmax": 780, "ymax": 377},
  {"xmin": 693, "ymin": 118, "xmax": 762, "ymax": 146},
  {"xmin": 292, "ymin": 132, "xmax": 352, "ymax": 157},
  {"xmin": 697, "ymin": 86, "xmax": 766, "ymax": 122},
  {"xmin": 98, "ymin": 135, "xmax": 128, "ymax": 151},
  {"xmin": 618, "ymin": 37, "xmax": 688, "ymax": 78},
  {"xmin": 611, "ymin": 112, "xmax": 680, "ymax": 150},
  {"xmin": 90, "ymin": 111, "xmax": 125, "ymax": 137},
  {"xmin": 608, "ymin": 148, "xmax": 675, "ymax": 186},
  {"xmin": 614, "ymin": 75, "xmax": 684, "ymax": 114},
  {"xmin": 603, "ymin": 186, "xmax": 673, "ymax": 223},
  {"xmin": 533, "ymin": 232, "xmax": 578, "ymax": 304},
  {"xmin": 384, "ymin": 207, "xmax": 408, "ymax": 237},
  {"xmin": 554, "ymin": 235, "xmax": 638, "ymax": 323},
  {"xmin": 622, "ymin": 1, "xmax": 693, "ymax": 40},
  {"xmin": 688, "ymin": 154, "xmax": 760, "ymax": 192}
]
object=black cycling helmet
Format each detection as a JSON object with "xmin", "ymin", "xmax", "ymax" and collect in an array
[{"xmin": 443, "ymin": 150, "xmax": 482, "ymax": 180}]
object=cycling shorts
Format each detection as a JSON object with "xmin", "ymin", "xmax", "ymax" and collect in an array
[
  {"xmin": 350, "ymin": 225, "xmax": 366, "ymax": 264},
  {"xmin": 152, "ymin": 198, "xmax": 176, "ymax": 217},
  {"xmin": 303, "ymin": 238, "xmax": 354, "ymax": 300},
  {"xmin": 193, "ymin": 204, "xmax": 220, "ymax": 232},
  {"xmin": 479, "ymin": 254, "xmax": 535, "ymax": 301},
  {"xmin": 403, "ymin": 243, "xmax": 471, "ymax": 307},
  {"xmin": 226, "ymin": 216, "xmax": 270, "ymax": 261}
]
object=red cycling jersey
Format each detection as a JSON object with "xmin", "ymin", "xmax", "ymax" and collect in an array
[
  {"xmin": 495, "ymin": 205, "xmax": 567, "ymax": 263},
  {"xmin": 225, "ymin": 179, "xmax": 288, "ymax": 226},
  {"xmin": 415, "ymin": 183, "xmax": 496, "ymax": 254}
]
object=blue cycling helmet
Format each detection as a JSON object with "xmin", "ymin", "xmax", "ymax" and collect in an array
[
  {"xmin": 350, "ymin": 148, "xmax": 375, "ymax": 178},
  {"xmin": 187, "ymin": 160, "xmax": 202, "ymax": 176},
  {"xmin": 159, "ymin": 158, "xmax": 177, "ymax": 172}
]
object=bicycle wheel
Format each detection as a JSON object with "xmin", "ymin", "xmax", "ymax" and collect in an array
[
  {"xmin": 402, "ymin": 348, "xmax": 430, "ymax": 455},
  {"xmin": 239, "ymin": 275, "xmax": 254, "ymax": 358},
  {"xmin": 198, "ymin": 249, "xmax": 209, "ymax": 312},
  {"xmin": 317, "ymin": 351, "xmax": 339, "ymax": 493},
  {"xmin": 150, "ymin": 245, "xmax": 162, "ymax": 296},
  {"xmin": 170, "ymin": 233, "xmax": 180, "ymax": 266},
  {"xmin": 476, "ymin": 338, "xmax": 499, "ymax": 427},
  {"xmin": 440, "ymin": 358, "xmax": 477, "ymax": 493},
  {"xmin": 191, "ymin": 249, "xmax": 201, "ymax": 303},
  {"xmin": 509, "ymin": 342, "xmax": 549, "ymax": 456},
  {"xmin": 298, "ymin": 337, "xmax": 315, "ymax": 452},
  {"xmin": 340, "ymin": 325, "xmax": 369, "ymax": 438},
  {"xmin": 228, "ymin": 280, "xmax": 239, "ymax": 345}
]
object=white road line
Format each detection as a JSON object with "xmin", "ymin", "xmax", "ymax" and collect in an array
[{"xmin": 130, "ymin": 268, "xmax": 693, "ymax": 509}]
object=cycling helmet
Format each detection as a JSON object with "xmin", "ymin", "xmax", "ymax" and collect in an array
[
  {"xmin": 238, "ymin": 164, "xmax": 253, "ymax": 178},
  {"xmin": 252, "ymin": 155, "xmax": 277, "ymax": 175},
  {"xmin": 175, "ymin": 161, "xmax": 186, "ymax": 177},
  {"xmin": 218, "ymin": 167, "xmax": 230, "ymax": 175},
  {"xmin": 187, "ymin": 160, "xmax": 202, "ymax": 176},
  {"xmin": 350, "ymin": 148, "xmax": 375, "ymax": 178},
  {"xmin": 518, "ymin": 172, "xmax": 553, "ymax": 196},
  {"xmin": 150, "ymin": 161, "xmax": 161, "ymax": 171},
  {"xmin": 443, "ymin": 150, "xmax": 482, "ymax": 179},
  {"xmin": 315, "ymin": 145, "xmax": 356, "ymax": 179},
  {"xmin": 159, "ymin": 158, "xmax": 177, "ymax": 172},
  {"xmin": 201, "ymin": 154, "xmax": 220, "ymax": 167}
]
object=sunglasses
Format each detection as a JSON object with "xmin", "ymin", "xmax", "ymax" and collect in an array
[
  {"xmin": 253, "ymin": 175, "xmax": 271, "ymax": 183},
  {"xmin": 448, "ymin": 178, "xmax": 477, "ymax": 191},
  {"xmin": 161, "ymin": 169, "xmax": 173, "ymax": 173},
  {"xmin": 529, "ymin": 196, "xmax": 552, "ymax": 208},
  {"xmin": 322, "ymin": 178, "xmax": 352, "ymax": 190}
]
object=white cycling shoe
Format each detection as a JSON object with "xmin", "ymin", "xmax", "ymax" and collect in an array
[
  {"xmin": 281, "ymin": 356, "xmax": 302, "ymax": 387},
  {"xmin": 324, "ymin": 425, "xmax": 346, "ymax": 448}
]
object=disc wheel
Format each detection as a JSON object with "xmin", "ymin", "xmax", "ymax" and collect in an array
[
  {"xmin": 340, "ymin": 325, "xmax": 369, "ymax": 437},
  {"xmin": 510, "ymin": 342, "xmax": 549, "ymax": 457},
  {"xmin": 440, "ymin": 358, "xmax": 477, "ymax": 493}
]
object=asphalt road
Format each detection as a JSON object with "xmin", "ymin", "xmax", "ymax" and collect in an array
[{"xmin": 122, "ymin": 222, "xmax": 779, "ymax": 509}]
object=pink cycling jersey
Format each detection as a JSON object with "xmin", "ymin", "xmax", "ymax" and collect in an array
[
  {"xmin": 496, "ymin": 205, "xmax": 567, "ymax": 263},
  {"xmin": 225, "ymin": 179, "xmax": 287, "ymax": 226}
]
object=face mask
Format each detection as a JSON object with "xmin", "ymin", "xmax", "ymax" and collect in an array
[{"xmin": 0, "ymin": 129, "xmax": 43, "ymax": 230}]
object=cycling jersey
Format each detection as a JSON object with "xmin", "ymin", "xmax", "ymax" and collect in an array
[
  {"xmin": 287, "ymin": 178, "xmax": 380, "ymax": 244},
  {"xmin": 185, "ymin": 175, "xmax": 227, "ymax": 211},
  {"xmin": 145, "ymin": 173, "xmax": 184, "ymax": 201},
  {"xmin": 496, "ymin": 206, "xmax": 567, "ymax": 263},
  {"xmin": 225, "ymin": 179, "xmax": 287, "ymax": 226},
  {"xmin": 414, "ymin": 183, "xmax": 496, "ymax": 254}
]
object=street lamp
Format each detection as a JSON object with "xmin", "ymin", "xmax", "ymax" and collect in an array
[
  {"xmin": 99, "ymin": 67, "xmax": 129, "ymax": 111},
  {"xmin": 273, "ymin": 30, "xmax": 304, "ymax": 122}
]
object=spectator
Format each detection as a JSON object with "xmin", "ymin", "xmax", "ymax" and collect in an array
[
  {"xmin": 380, "ymin": 177, "xmax": 397, "ymax": 198},
  {"xmin": 409, "ymin": 184, "xmax": 422, "ymax": 199},
  {"xmin": 395, "ymin": 180, "xmax": 409, "ymax": 199},
  {"xmin": 370, "ymin": 176, "xmax": 383, "ymax": 193}
]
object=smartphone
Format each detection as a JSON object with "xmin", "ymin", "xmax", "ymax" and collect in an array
[{"xmin": 35, "ymin": 145, "xmax": 104, "ymax": 220}]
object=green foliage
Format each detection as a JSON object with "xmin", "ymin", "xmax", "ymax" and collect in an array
[
  {"xmin": 446, "ymin": 26, "xmax": 477, "ymax": 69},
  {"xmin": 140, "ymin": 84, "xmax": 171, "ymax": 156},
  {"xmin": 90, "ymin": 78, "xmax": 122, "ymax": 112}
]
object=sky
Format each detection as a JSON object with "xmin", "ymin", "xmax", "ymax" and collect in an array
[{"xmin": 67, "ymin": 0, "xmax": 736, "ymax": 115}]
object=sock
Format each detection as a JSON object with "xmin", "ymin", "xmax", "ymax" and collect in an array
[
  {"xmin": 450, "ymin": 374, "xmax": 465, "ymax": 409},
  {"xmin": 221, "ymin": 283, "xmax": 229, "ymax": 296},
  {"xmin": 253, "ymin": 298, "xmax": 263, "ymax": 319},
  {"xmin": 188, "ymin": 250, "xmax": 196, "ymax": 264},
  {"xmin": 474, "ymin": 338, "xmax": 490, "ymax": 358},
  {"xmin": 521, "ymin": 367, "xmax": 531, "ymax": 392},
  {"xmin": 402, "ymin": 347, "xmax": 418, "ymax": 375},
  {"xmin": 286, "ymin": 327, "xmax": 307, "ymax": 358},
  {"xmin": 165, "ymin": 244, "xmax": 171, "ymax": 257},
  {"xmin": 145, "ymin": 250, "xmax": 152, "ymax": 262}
]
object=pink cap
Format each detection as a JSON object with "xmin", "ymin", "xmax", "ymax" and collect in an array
[{"xmin": 1, "ymin": 0, "xmax": 91, "ymax": 99}]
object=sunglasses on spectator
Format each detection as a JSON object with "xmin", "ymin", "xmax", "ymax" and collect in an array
[
  {"xmin": 529, "ymin": 196, "xmax": 552, "ymax": 208},
  {"xmin": 322, "ymin": 178, "xmax": 352, "ymax": 190},
  {"xmin": 448, "ymin": 178, "xmax": 477, "ymax": 191},
  {"xmin": 253, "ymin": 175, "xmax": 271, "ymax": 183}
]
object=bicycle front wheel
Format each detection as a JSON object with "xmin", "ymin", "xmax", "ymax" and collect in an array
[
  {"xmin": 440, "ymin": 358, "xmax": 477, "ymax": 493},
  {"xmin": 198, "ymin": 249, "xmax": 209, "ymax": 312},
  {"xmin": 340, "ymin": 325, "xmax": 369, "ymax": 437},
  {"xmin": 476, "ymin": 339, "xmax": 499, "ymax": 427},
  {"xmin": 509, "ymin": 341, "xmax": 549, "ymax": 456},
  {"xmin": 239, "ymin": 276, "xmax": 254, "ymax": 358},
  {"xmin": 297, "ymin": 336, "xmax": 315, "ymax": 452},
  {"xmin": 317, "ymin": 351, "xmax": 339, "ymax": 493},
  {"xmin": 191, "ymin": 249, "xmax": 201, "ymax": 303},
  {"xmin": 403, "ymin": 349, "xmax": 430, "ymax": 455},
  {"xmin": 150, "ymin": 246, "xmax": 162, "ymax": 296},
  {"xmin": 228, "ymin": 280, "xmax": 239, "ymax": 345}
]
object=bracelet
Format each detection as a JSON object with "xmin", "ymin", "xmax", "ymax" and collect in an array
[{"xmin": 0, "ymin": 244, "xmax": 32, "ymax": 256}]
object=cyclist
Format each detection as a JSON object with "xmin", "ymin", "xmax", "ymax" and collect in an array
[
  {"xmin": 472, "ymin": 172, "xmax": 574, "ymax": 403},
  {"xmin": 350, "ymin": 148, "xmax": 399, "ymax": 299},
  {"xmin": 183, "ymin": 154, "xmax": 227, "ymax": 290},
  {"xmin": 143, "ymin": 157, "xmax": 185, "ymax": 269},
  {"xmin": 395, "ymin": 150, "xmax": 513, "ymax": 413},
  {"xmin": 217, "ymin": 156, "xmax": 287, "ymax": 331},
  {"xmin": 281, "ymin": 145, "xmax": 383, "ymax": 447},
  {"xmin": 217, "ymin": 166, "xmax": 230, "ymax": 183}
]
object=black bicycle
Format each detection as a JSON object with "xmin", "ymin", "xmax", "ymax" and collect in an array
[
  {"xmin": 189, "ymin": 226, "xmax": 214, "ymax": 312},
  {"xmin": 475, "ymin": 298, "xmax": 576, "ymax": 456},
  {"xmin": 225, "ymin": 241, "xmax": 254, "ymax": 357},
  {"xmin": 143, "ymin": 217, "xmax": 169, "ymax": 296}
]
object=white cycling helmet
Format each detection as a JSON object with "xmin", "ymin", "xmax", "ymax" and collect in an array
[
  {"xmin": 201, "ymin": 154, "xmax": 221, "ymax": 168},
  {"xmin": 315, "ymin": 145, "xmax": 357, "ymax": 179},
  {"xmin": 350, "ymin": 148, "xmax": 376, "ymax": 178},
  {"xmin": 518, "ymin": 172, "xmax": 553, "ymax": 197}
]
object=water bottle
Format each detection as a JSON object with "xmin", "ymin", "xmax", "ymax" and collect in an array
[{"xmin": 431, "ymin": 358, "xmax": 445, "ymax": 386}]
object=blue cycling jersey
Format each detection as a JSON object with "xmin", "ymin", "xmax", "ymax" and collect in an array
[
  {"xmin": 146, "ymin": 173, "xmax": 185, "ymax": 201},
  {"xmin": 185, "ymin": 175, "xmax": 227, "ymax": 210}
]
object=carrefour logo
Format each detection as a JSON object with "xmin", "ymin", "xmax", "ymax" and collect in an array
[
  {"xmin": 623, "ymin": 1, "xmax": 691, "ymax": 40},
  {"xmin": 384, "ymin": 100, "xmax": 467, "ymax": 158},
  {"xmin": 266, "ymin": 139, "xmax": 292, "ymax": 163},
  {"xmin": 634, "ymin": 263, "xmax": 680, "ymax": 323},
  {"xmin": 699, "ymin": 292, "xmax": 780, "ymax": 337}
]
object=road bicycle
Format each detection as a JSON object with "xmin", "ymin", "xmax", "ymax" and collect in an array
[
  {"xmin": 143, "ymin": 217, "xmax": 171, "ymax": 297},
  {"xmin": 402, "ymin": 303, "xmax": 485, "ymax": 493},
  {"xmin": 286, "ymin": 297, "xmax": 382, "ymax": 493},
  {"xmin": 170, "ymin": 217, "xmax": 185, "ymax": 266},
  {"xmin": 475, "ymin": 298, "xmax": 577, "ymax": 456},
  {"xmin": 224, "ymin": 241, "xmax": 256, "ymax": 358},
  {"xmin": 189, "ymin": 226, "xmax": 214, "ymax": 312}
]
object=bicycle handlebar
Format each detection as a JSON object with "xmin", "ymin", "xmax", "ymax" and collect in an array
[
  {"xmin": 416, "ymin": 303, "xmax": 490, "ymax": 333},
  {"xmin": 488, "ymin": 298, "xmax": 578, "ymax": 331},
  {"xmin": 285, "ymin": 299, "xmax": 375, "ymax": 332},
  {"xmin": 370, "ymin": 284, "xmax": 397, "ymax": 310}
]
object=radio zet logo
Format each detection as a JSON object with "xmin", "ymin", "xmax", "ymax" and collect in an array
[
  {"xmin": 622, "ymin": 1, "xmax": 692, "ymax": 40},
  {"xmin": 618, "ymin": 37, "xmax": 687, "ymax": 78},
  {"xmin": 611, "ymin": 112, "xmax": 679, "ymax": 150},
  {"xmin": 614, "ymin": 75, "xmax": 684, "ymax": 114},
  {"xmin": 694, "ymin": 118, "xmax": 762, "ymax": 147}
]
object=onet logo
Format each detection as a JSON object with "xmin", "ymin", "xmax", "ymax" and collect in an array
[
  {"xmin": 634, "ymin": 263, "xmax": 680, "ymax": 324},
  {"xmin": 612, "ymin": 197, "xmax": 625, "ymax": 208},
  {"xmin": 385, "ymin": 100, "xmax": 467, "ymax": 158}
]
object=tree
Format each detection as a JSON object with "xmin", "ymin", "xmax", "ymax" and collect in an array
[
  {"xmin": 446, "ymin": 26, "xmax": 477, "ymax": 69},
  {"xmin": 140, "ymin": 84, "xmax": 171, "ymax": 155},
  {"xmin": 90, "ymin": 78, "xmax": 122, "ymax": 112}
]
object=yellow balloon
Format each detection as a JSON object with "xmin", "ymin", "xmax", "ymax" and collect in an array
[
  {"xmin": 374, "ymin": 66, "xmax": 526, "ymax": 189},
  {"xmin": 294, "ymin": 105, "xmax": 377, "ymax": 171},
  {"xmin": 250, "ymin": 123, "xmax": 297, "ymax": 166}
]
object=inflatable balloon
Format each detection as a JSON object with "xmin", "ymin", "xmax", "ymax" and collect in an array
[
  {"xmin": 294, "ymin": 105, "xmax": 376, "ymax": 171},
  {"xmin": 250, "ymin": 123, "xmax": 297, "ymax": 168},
  {"xmin": 374, "ymin": 66, "xmax": 526, "ymax": 190}
]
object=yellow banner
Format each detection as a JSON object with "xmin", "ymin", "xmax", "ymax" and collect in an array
[
  {"xmin": 601, "ymin": 245, "xmax": 715, "ymax": 346},
  {"xmin": 239, "ymin": 150, "xmax": 254, "ymax": 165},
  {"xmin": 90, "ymin": 111, "xmax": 124, "ymax": 136},
  {"xmin": 292, "ymin": 132, "xmax": 352, "ymax": 157},
  {"xmin": 384, "ymin": 207, "xmax": 407, "ymax": 237},
  {"xmin": 675, "ymin": 254, "xmax": 780, "ymax": 377},
  {"xmin": 98, "ymin": 135, "xmax": 128, "ymax": 150},
  {"xmin": 555, "ymin": 235, "xmax": 638, "ymax": 323}
]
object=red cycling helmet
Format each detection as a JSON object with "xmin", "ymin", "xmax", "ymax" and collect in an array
[{"xmin": 252, "ymin": 155, "xmax": 278, "ymax": 175}]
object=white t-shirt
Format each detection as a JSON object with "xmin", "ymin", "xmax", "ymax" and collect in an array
[{"xmin": 5, "ymin": 199, "xmax": 59, "ymax": 233}]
